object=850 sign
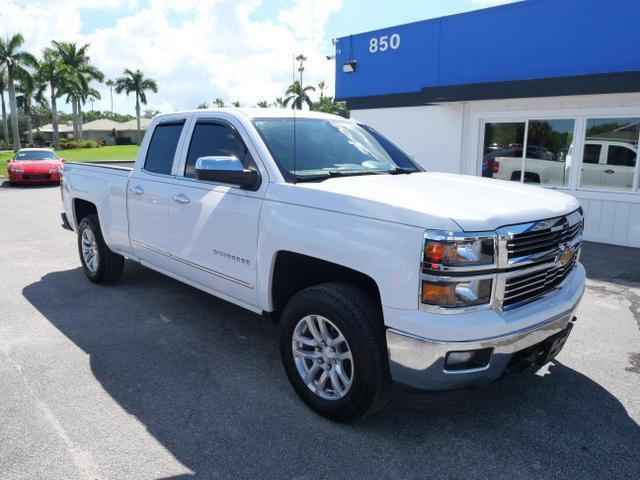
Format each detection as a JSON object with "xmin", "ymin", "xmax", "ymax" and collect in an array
[{"xmin": 369, "ymin": 33, "xmax": 400, "ymax": 53}]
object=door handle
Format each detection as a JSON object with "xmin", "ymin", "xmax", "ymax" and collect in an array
[
  {"xmin": 129, "ymin": 185, "xmax": 144, "ymax": 195},
  {"xmin": 171, "ymin": 193, "xmax": 190, "ymax": 204},
  {"xmin": 603, "ymin": 169, "xmax": 615, "ymax": 174}
]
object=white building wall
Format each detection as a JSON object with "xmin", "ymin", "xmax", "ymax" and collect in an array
[
  {"xmin": 351, "ymin": 93, "xmax": 640, "ymax": 248},
  {"xmin": 351, "ymin": 104, "xmax": 464, "ymax": 173}
]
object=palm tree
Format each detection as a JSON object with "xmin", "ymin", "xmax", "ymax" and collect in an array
[
  {"xmin": 16, "ymin": 68, "xmax": 45, "ymax": 145},
  {"xmin": 53, "ymin": 41, "xmax": 103, "ymax": 141},
  {"xmin": 36, "ymin": 48, "xmax": 69, "ymax": 150},
  {"xmin": 283, "ymin": 81, "xmax": 315, "ymax": 110},
  {"xmin": 256, "ymin": 100, "xmax": 269, "ymax": 108},
  {"xmin": 213, "ymin": 98, "xmax": 225, "ymax": 108},
  {"xmin": 105, "ymin": 79, "xmax": 114, "ymax": 116},
  {"xmin": 274, "ymin": 97, "xmax": 285, "ymax": 109},
  {"xmin": 114, "ymin": 69, "xmax": 158, "ymax": 145},
  {"xmin": 0, "ymin": 67, "xmax": 9, "ymax": 146},
  {"xmin": 0, "ymin": 33, "xmax": 37, "ymax": 150},
  {"xmin": 231, "ymin": 100, "xmax": 240, "ymax": 107},
  {"xmin": 318, "ymin": 80, "xmax": 326, "ymax": 99}
]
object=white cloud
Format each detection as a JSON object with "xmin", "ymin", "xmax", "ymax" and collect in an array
[{"xmin": 0, "ymin": 0, "xmax": 342, "ymax": 115}]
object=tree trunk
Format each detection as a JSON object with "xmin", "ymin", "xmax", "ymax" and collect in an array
[
  {"xmin": 26, "ymin": 94, "xmax": 33, "ymax": 145},
  {"xmin": 8, "ymin": 75, "xmax": 21, "ymax": 150},
  {"xmin": 135, "ymin": 93, "xmax": 141, "ymax": 146},
  {"xmin": 71, "ymin": 98, "xmax": 79, "ymax": 140},
  {"xmin": 77, "ymin": 98, "xmax": 84, "ymax": 142},
  {"xmin": 51, "ymin": 84, "xmax": 60, "ymax": 150},
  {"xmin": 0, "ymin": 89, "xmax": 9, "ymax": 146}
]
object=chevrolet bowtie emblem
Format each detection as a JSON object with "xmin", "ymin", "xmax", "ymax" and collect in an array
[{"xmin": 557, "ymin": 244, "xmax": 575, "ymax": 267}]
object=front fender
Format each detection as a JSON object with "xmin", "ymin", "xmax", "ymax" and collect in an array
[{"xmin": 256, "ymin": 199, "xmax": 426, "ymax": 313}]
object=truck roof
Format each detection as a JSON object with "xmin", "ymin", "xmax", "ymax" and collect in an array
[{"xmin": 154, "ymin": 108, "xmax": 349, "ymax": 121}]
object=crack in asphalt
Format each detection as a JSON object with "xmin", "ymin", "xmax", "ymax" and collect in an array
[{"xmin": 586, "ymin": 280, "xmax": 640, "ymax": 374}]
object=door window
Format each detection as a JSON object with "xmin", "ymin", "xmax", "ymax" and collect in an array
[
  {"xmin": 144, "ymin": 122, "xmax": 185, "ymax": 175},
  {"xmin": 607, "ymin": 145, "xmax": 636, "ymax": 167},
  {"xmin": 184, "ymin": 122, "xmax": 251, "ymax": 178},
  {"xmin": 583, "ymin": 144, "xmax": 601, "ymax": 164},
  {"xmin": 579, "ymin": 118, "xmax": 639, "ymax": 191}
]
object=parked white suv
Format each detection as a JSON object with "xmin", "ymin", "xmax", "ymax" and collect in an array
[{"xmin": 60, "ymin": 109, "xmax": 585, "ymax": 421}]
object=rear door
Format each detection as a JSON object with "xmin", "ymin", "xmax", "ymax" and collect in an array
[
  {"xmin": 168, "ymin": 114, "xmax": 267, "ymax": 307},
  {"xmin": 602, "ymin": 142, "xmax": 636, "ymax": 190},
  {"xmin": 127, "ymin": 119, "xmax": 187, "ymax": 259},
  {"xmin": 579, "ymin": 142, "xmax": 603, "ymax": 188}
]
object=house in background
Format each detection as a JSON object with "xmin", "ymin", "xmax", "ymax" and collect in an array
[{"xmin": 30, "ymin": 117, "xmax": 153, "ymax": 145}]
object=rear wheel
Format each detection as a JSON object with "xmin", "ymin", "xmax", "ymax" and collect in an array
[
  {"xmin": 77, "ymin": 214, "xmax": 124, "ymax": 284},
  {"xmin": 280, "ymin": 282, "xmax": 391, "ymax": 422}
]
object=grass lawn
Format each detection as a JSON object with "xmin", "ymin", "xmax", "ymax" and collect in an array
[{"xmin": 0, "ymin": 145, "xmax": 140, "ymax": 177}]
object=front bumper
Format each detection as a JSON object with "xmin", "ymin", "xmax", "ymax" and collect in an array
[
  {"xmin": 385, "ymin": 265, "xmax": 585, "ymax": 391},
  {"xmin": 9, "ymin": 172, "xmax": 61, "ymax": 183}
]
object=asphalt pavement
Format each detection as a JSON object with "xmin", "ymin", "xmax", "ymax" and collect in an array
[{"xmin": 0, "ymin": 181, "xmax": 639, "ymax": 479}]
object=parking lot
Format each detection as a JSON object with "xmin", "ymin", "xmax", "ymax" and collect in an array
[{"xmin": 1, "ymin": 182, "xmax": 639, "ymax": 480}]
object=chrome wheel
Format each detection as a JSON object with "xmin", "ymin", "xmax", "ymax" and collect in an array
[
  {"xmin": 81, "ymin": 228, "xmax": 99, "ymax": 273},
  {"xmin": 292, "ymin": 315, "xmax": 354, "ymax": 401}
]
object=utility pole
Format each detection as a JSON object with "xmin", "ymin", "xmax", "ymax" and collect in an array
[
  {"xmin": 296, "ymin": 54, "xmax": 307, "ymax": 110},
  {"xmin": 105, "ymin": 79, "xmax": 114, "ymax": 117}
]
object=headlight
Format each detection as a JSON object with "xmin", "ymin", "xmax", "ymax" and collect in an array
[
  {"xmin": 423, "ymin": 232, "xmax": 496, "ymax": 270},
  {"xmin": 420, "ymin": 231, "xmax": 497, "ymax": 311},
  {"xmin": 422, "ymin": 278, "xmax": 493, "ymax": 308},
  {"xmin": 9, "ymin": 167, "xmax": 23, "ymax": 173},
  {"xmin": 49, "ymin": 167, "xmax": 62, "ymax": 173}
]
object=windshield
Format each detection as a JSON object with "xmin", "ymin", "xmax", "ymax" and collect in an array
[
  {"xmin": 14, "ymin": 150, "xmax": 59, "ymax": 161},
  {"xmin": 253, "ymin": 118, "xmax": 419, "ymax": 182}
]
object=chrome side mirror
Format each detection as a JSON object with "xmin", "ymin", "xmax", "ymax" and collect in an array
[{"xmin": 194, "ymin": 156, "xmax": 260, "ymax": 190}]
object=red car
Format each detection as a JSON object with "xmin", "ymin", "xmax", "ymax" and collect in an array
[{"xmin": 7, "ymin": 148, "xmax": 64, "ymax": 185}]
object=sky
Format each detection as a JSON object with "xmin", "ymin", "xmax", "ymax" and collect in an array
[{"xmin": 1, "ymin": 0, "xmax": 517, "ymax": 116}]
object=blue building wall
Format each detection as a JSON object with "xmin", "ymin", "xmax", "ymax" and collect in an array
[{"xmin": 335, "ymin": 0, "xmax": 640, "ymax": 104}]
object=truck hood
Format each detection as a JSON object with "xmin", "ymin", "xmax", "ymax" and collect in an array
[{"xmin": 267, "ymin": 172, "xmax": 580, "ymax": 231}]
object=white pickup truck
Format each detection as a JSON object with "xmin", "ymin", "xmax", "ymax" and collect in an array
[
  {"xmin": 487, "ymin": 139, "xmax": 636, "ymax": 188},
  {"xmin": 60, "ymin": 109, "xmax": 585, "ymax": 422}
]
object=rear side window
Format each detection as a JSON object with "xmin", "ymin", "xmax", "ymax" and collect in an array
[
  {"xmin": 184, "ymin": 122, "xmax": 250, "ymax": 178},
  {"xmin": 607, "ymin": 145, "xmax": 636, "ymax": 167},
  {"xmin": 583, "ymin": 144, "xmax": 601, "ymax": 164},
  {"xmin": 144, "ymin": 122, "xmax": 185, "ymax": 175}
]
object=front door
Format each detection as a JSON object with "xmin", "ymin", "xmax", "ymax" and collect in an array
[{"xmin": 168, "ymin": 117, "xmax": 265, "ymax": 307}]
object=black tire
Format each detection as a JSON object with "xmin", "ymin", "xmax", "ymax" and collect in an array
[
  {"xmin": 77, "ymin": 214, "xmax": 124, "ymax": 284},
  {"xmin": 280, "ymin": 282, "xmax": 391, "ymax": 422}
]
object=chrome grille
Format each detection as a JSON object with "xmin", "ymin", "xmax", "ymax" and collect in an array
[
  {"xmin": 507, "ymin": 214, "xmax": 583, "ymax": 261},
  {"xmin": 502, "ymin": 253, "xmax": 578, "ymax": 309}
]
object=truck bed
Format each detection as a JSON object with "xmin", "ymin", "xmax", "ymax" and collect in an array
[{"xmin": 65, "ymin": 161, "xmax": 134, "ymax": 171}]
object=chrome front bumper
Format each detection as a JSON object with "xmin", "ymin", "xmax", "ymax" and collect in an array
[{"xmin": 386, "ymin": 292, "xmax": 583, "ymax": 391}]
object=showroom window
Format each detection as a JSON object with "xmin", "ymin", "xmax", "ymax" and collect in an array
[
  {"xmin": 579, "ymin": 117, "xmax": 639, "ymax": 192},
  {"xmin": 481, "ymin": 119, "xmax": 574, "ymax": 187}
]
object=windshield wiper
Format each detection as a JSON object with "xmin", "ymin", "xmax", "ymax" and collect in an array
[
  {"xmin": 386, "ymin": 167, "xmax": 418, "ymax": 175},
  {"xmin": 294, "ymin": 170, "xmax": 384, "ymax": 183}
]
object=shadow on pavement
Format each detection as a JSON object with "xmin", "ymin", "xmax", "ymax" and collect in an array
[
  {"xmin": 0, "ymin": 180, "xmax": 60, "ymax": 189},
  {"xmin": 23, "ymin": 263, "xmax": 640, "ymax": 479}
]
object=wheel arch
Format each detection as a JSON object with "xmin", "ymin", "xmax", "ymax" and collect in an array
[
  {"xmin": 269, "ymin": 251, "xmax": 383, "ymax": 322},
  {"xmin": 73, "ymin": 197, "xmax": 98, "ymax": 226}
]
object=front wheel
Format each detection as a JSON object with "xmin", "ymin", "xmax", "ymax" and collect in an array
[
  {"xmin": 280, "ymin": 283, "xmax": 391, "ymax": 422},
  {"xmin": 77, "ymin": 214, "xmax": 124, "ymax": 284}
]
